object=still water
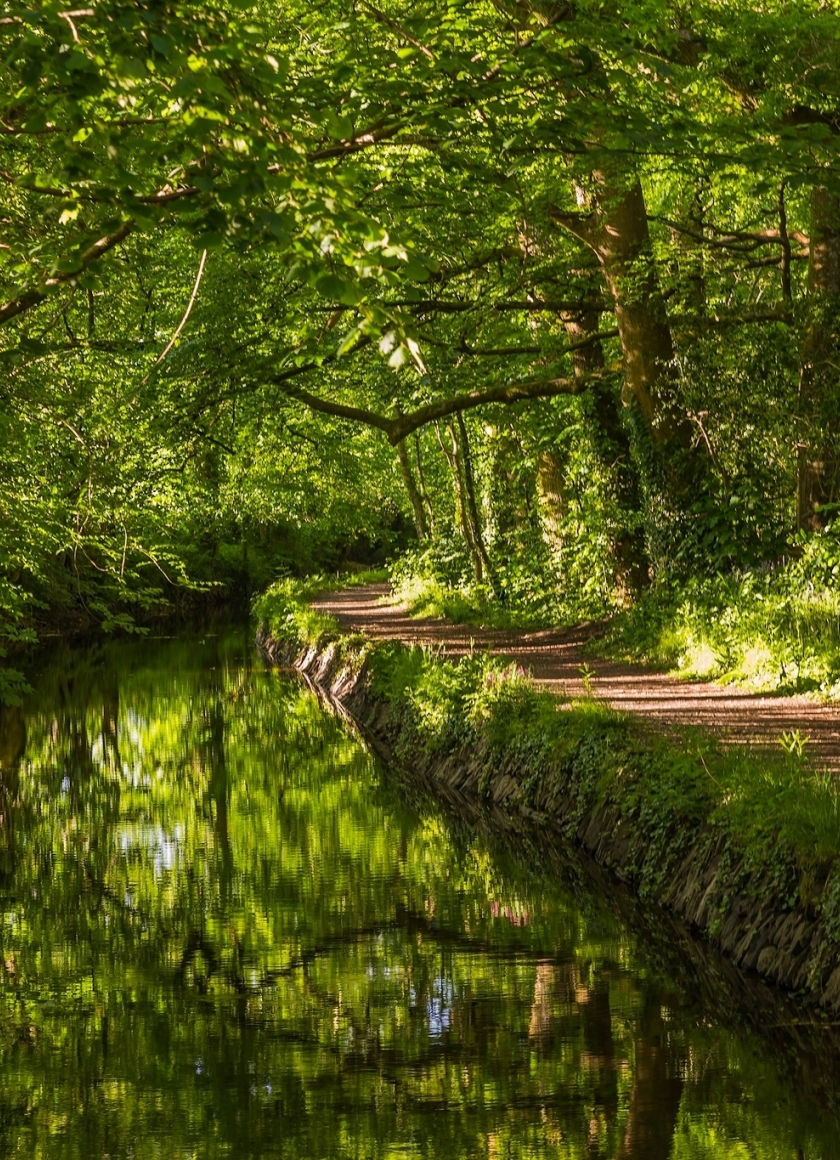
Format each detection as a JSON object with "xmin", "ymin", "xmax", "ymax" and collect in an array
[{"xmin": 0, "ymin": 624, "xmax": 838, "ymax": 1158}]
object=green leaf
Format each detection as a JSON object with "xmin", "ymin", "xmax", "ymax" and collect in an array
[{"xmin": 314, "ymin": 273, "xmax": 360, "ymax": 305}]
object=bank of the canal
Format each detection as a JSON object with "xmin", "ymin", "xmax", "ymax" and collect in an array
[{"xmin": 256, "ymin": 581, "xmax": 840, "ymax": 1014}]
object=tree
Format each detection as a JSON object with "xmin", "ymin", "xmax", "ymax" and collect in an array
[{"xmin": 4, "ymin": 0, "xmax": 840, "ymax": 677}]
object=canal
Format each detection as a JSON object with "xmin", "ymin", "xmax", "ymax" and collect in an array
[{"xmin": 0, "ymin": 623, "xmax": 837, "ymax": 1158}]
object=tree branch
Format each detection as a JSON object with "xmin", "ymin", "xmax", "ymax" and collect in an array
[
  {"xmin": 142, "ymin": 248, "xmax": 208, "ymax": 382},
  {"xmin": 388, "ymin": 374, "xmax": 589, "ymax": 442},
  {"xmin": 273, "ymin": 369, "xmax": 604, "ymax": 444},
  {"xmin": 275, "ymin": 381, "xmax": 395, "ymax": 435},
  {"xmin": 424, "ymin": 328, "xmax": 618, "ymax": 357},
  {"xmin": 651, "ymin": 214, "xmax": 809, "ymax": 252},
  {"xmin": 296, "ymin": 122, "xmax": 407, "ymax": 164},
  {"xmin": 0, "ymin": 219, "xmax": 134, "ymax": 326},
  {"xmin": 312, "ymin": 297, "xmax": 607, "ymax": 315},
  {"xmin": 674, "ymin": 309, "xmax": 793, "ymax": 330},
  {"xmin": 357, "ymin": 0, "xmax": 437, "ymax": 59},
  {"xmin": 549, "ymin": 206, "xmax": 598, "ymax": 246}
]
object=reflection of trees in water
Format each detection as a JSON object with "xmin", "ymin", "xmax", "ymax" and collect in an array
[
  {"xmin": 0, "ymin": 704, "xmax": 25, "ymax": 780},
  {"xmin": 203, "ymin": 689, "xmax": 233, "ymax": 891},
  {"xmin": 0, "ymin": 704, "xmax": 24, "ymax": 895},
  {"xmin": 617, "ymin": 989, "xmax": 683, "ymax": 1160},
  {"xmin": 0, "ymin": 629, "xmax": 833, "ymax": 1158}
]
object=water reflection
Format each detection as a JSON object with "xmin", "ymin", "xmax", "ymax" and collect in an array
[{"xmin": 0, "ymin": 626, "xmax": 836, "ymax": 1157}]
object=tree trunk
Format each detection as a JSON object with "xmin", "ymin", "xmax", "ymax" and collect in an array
[
  {"xmin": 436, "ymin": 421, "xmax": 484, "ymax": 582},
  {"xmin": 554, "ymin": 172, "xmax": 699, "ymax": 474},
  {"xmin": 0, "ymin": 704, "xmax": 25, "ymax": 784},
  {"xmin": 397, "ymin": 438, "xmax": 429, "ymax": 541},
  {"xmin": 413, "ymin": 432, "xmax": 436, "ymax": 536},
  {"xmin": 535, "ymin": 307, "xmax": 604, "ymax": 550},
  {"xmin": 101, "ymin": 673, "xmax": 121, "ymax": 770},
  {"xmin": 557, "ymin": 175, "xmax": 693, "ymax": 449},
  {"xmin": 798, "ymin": 186, "xmax": 840, "ymax": 531},
  {"xmin": 562, "ymin": 308, "xmax": 649, "ymax": 593},
  {"xmin": 554, "ymin": 173, "xmax": 705, "ymax": 570},
  {"xmin": 617, "ymin": 994, "xmax": 683, "ymax": 1160},
  {"xmin": 0, "ymin": 704, "xmax": 21, "ymax": 891},
  {"xmin": 536, "ymin": 449, "xmax": 567, "ymax": 548},
  {"xmin": 669, "ymin": 185, "xmax": 707, "ymax": 324},
  {"xmin": 580, "ymin": 970, "xmax": 619, "ymax": 1142},
  {"xmin": 528, "ymin": 960, "xmax": 556, "ymax": 1043},
  {"xmin": 456, "ymin": 413, "xmax": 500, "ymax": 595}
]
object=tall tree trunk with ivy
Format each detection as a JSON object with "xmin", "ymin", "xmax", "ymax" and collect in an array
[
  {"xmin": 562, "ymin": 307, "xmax": 649, "ymax": 594},
  {"xmin": 798, "ymin": 187, "xmax": 840, "ymax": 532},
  {"xmin": 553, "ymin": 173, "xmax": 703, "ymax": 569}
]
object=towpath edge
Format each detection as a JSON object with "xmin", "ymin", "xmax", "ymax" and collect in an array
[
  {"xmin": 257, "ymin": 616, "xmax": 840, "ymax": 1014},
  {"xmin": 314, "ymin": 583, "xmax": 840, "ymax": 767}
]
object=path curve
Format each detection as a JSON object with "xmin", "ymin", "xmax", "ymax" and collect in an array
[{"xmin": 313, "ymin": 584, "xmax": 840, "ymax": 768}]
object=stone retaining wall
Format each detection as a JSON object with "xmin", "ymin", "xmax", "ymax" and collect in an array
[{"xmin": 258, "ymin": 629, "xmax": 840, "ymax": 1011}]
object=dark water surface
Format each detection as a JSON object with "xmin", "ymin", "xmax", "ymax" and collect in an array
[{"xmin": 0, "ymin": 625, "xmax": 839, "ymax": 1158}]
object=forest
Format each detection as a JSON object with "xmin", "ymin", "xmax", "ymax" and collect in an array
[
  {"xmin": 6, "ymin": 8, "xmax": 840, "ymax": 1154},
  {"xmin": 3, "ymin": 0, "xmax": 840, "ymax": 698}
]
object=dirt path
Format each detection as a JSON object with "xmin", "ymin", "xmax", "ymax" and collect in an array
[{"xmin": 313, "ymin": 584, "xmax": 840, "ymax": 768}]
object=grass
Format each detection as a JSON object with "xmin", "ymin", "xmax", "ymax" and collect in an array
[
  {"xmin": 253, "ymin": 569, "xmax": 387, "ymax": 650},
  {"xmin": 402, "ymin": 564, "xmax": 840, "ymax": 700},
  {"xmin": 392, "ymin": 529, "xmax": 840, "ymax": 702},
  {"xmin": 390, "ymin": 572, "xmax": 561, "ymax": 631},
  {"xmin": 598, "ymin": 569, "xmax": 840, "ymax": 698},
  {"xmin": 255, "ymin": 577, "xmax": 840, "ymax": 945},
  {"xmin": 388, "ymin": 539, "xmax": 595, "ymax": 630}
]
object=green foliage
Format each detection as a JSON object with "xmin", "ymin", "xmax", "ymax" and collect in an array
[
  {"xmin": 0, "ymin": 654, "xmax": 29, "ymax": 707},
  {"xmin": 253, "ymin": 570, "xmax": 387, "ymax": 650},
  {"xmin": 376, "ymin": 638, "xmax": 840, "ymax": 908},
  {"xmin": 600, "ymin": 526, "xmax": 840, "ymax": 695},
  {"xmin": 7, "ymin": 0, "xmax": 840, "ymax": 706},
  {"xmin": 1, "ymin": 2, "xmax": 433, "ymax": 323},
  {"xmin": 7, "ymin": 624, "xmax": 840, "ymax": 1156},
  {"xmin": 389, "ymin": 411, "xmax": 632, "ymax": 630},
  {"xmin": 252, "ymin": 578, "xmax": 342, "ymax": 649},
  {"xmin": 11, "ymin": 1, "xmax": 840, "ymax": 1144}
]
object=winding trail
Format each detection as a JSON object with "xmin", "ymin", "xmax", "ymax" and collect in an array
[{"xmin": 313, "ymin": 583, "xmax": 840, "ymax": 768}]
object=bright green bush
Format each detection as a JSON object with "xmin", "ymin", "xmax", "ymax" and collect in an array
[
  {"xmin": 253, "ymin": 570, "xmax": 388, "ymax": 651},
  {"xmin": 600, "ymin": 525, "xmax": 840, "ymax": 697}
]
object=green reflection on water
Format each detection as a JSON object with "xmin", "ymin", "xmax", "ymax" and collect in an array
[{"xmin": 0, "ymin": 626, "xmax": 836, "ymax": 1158}]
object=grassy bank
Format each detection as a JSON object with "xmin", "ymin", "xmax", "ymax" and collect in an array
[
  {"xmin": 389, "ymin": 571, "xmax": 551, "ymax": 631},
  {"xmin": 255, "ymin": 579, "xmax": 840, "ymax": 960},
  {"xmin": 388, "ymin": 548, "xmax": 575, "ymax": 631},
  {"xmin": 252, "ymin": 570, "xmax": 385, "ymax": 650}
]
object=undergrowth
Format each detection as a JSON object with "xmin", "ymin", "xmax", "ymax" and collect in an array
[
  {"xmin": 253, "ymin": 570, "xmax": 386, "ymax": 651},
  {"xmin": 390, "ymin": 572, "xmax": 545, "ymax": 630},
  {"xmin": 598, "ymin": 533, "xmax": 840, "ymax": 697},
  {"xmin": 388, "ymin": 536, "xmax": 616, "ymax": 631},
  {"xmin": 394, "ymin": 525, "xmax": 840, "ymax": 703},
  {"xmin": 390, "ymin": 557, "xmax": 560, "ymax": 631},
  {"xmin": 256, "ymin": 577, "xmax": 840, "ymax": 944}
]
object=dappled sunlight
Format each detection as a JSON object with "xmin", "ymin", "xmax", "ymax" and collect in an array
[{"xmin": 311, "ymin": 584, "xmax": 840, "ymax": 769}]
